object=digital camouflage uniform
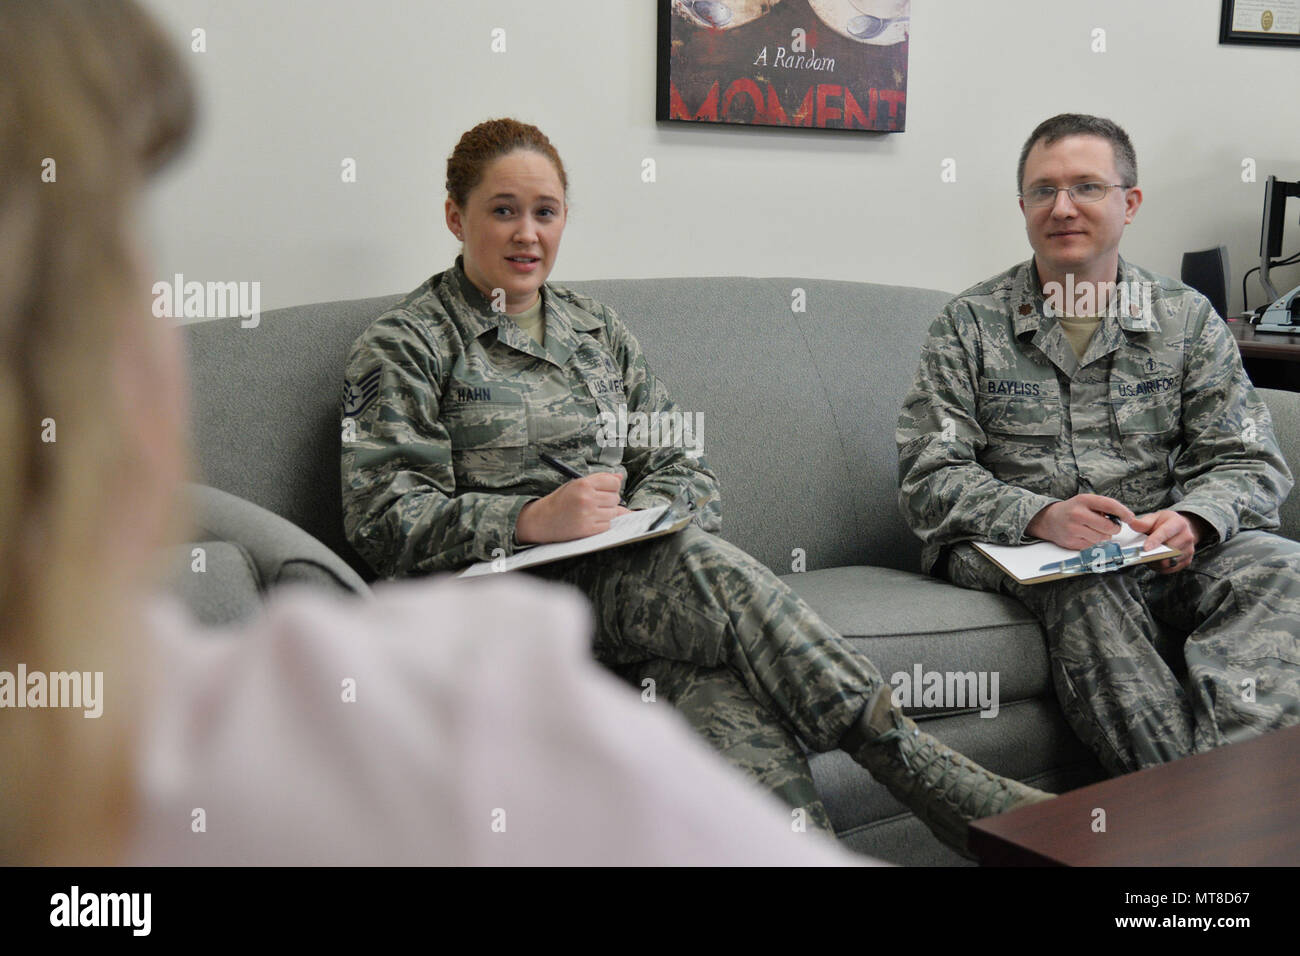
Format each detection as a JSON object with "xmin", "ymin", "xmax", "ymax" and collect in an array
[
  {"xmin": 897, "ymin": 256, "xmax": 1300, "ymax": 775},
  {"xmin": 341, "ymin": 259, "xmax": 885, "ymax": 833}
]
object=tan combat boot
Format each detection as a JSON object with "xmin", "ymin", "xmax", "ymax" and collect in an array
[{"xmin": 844, "ymin": 685, "xmax": 1054, "ymax": 859}]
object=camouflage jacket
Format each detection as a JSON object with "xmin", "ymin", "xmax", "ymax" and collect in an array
[
  {"xmin": 897, "ymin": 257, "xmax": 1293, "ymax": 574},
  {"xmin": 341, "ymin": 259, "xmax": 721, "ymax": 577}
]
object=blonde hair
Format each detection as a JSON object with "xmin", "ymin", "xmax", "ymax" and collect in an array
[{"xmin": 0, "ymin": 0, "xmax": 196, "ymax": 863}]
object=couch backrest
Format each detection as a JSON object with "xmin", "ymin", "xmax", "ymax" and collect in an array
[
  {"xmin": 183, "ymin": 279, "xmax": 1300, "ymax": 582},
  {"xmin": 570, "ymin": 277, "xmax": 953, "ymax": 576},
  {"xmin": 1260, "ymin": 386, "xmax": 1300, "ymax": 540},
  {"xmin": 185, "ymin": 292, "xmax": 401, "ymax": 582},
  {"xmin": 183, "ymin": 276, "xmax": 953, "ymax": 580}
]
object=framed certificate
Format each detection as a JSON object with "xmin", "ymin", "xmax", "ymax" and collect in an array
[{"xmin": 1220, "ymin": 0, "xmax": 1300, "ymax": 46}]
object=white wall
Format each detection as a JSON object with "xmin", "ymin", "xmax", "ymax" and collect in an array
[{"xmin": 141, "ymin": 0, "xmax": 1300, "ymax": 316}]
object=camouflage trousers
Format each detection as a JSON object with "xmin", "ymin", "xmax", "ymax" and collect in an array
[
  {"xmin": 947, "ymin": 530, "xmax": 1300, "ymax": 776},
  {"xmin": 527, "ymin": 524, "xmax": 884, "ymax": 835}
]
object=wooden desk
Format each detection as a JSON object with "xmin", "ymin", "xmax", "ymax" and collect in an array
[
  {"xmin": 1227, "ymin": 317, "xmax": 1300, "ymax": 391},
  {"xmin": 1228, "ymin": 316, "xmax": 1300, "ymax": 359},
  {"xmin": 968, "ymin": 725, "xmax": 1300, "ymax": 866}
]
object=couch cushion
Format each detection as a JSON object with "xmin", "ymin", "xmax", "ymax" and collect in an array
[{"xmin": 781, "ymin": 565, "xmax": 1051, "ymax": 707}]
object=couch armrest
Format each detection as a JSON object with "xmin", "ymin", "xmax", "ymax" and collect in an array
[
  {"xmin": 163, "ymin": 483, "xmax": 371, "ymax": 626},
  {"xmin": 1258, "ymin": 387, "xmax": 1300, "ymax": 541}
]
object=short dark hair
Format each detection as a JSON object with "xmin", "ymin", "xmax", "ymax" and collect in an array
[{"xmin": 1017, "ymin": 113, "xmax": 1137, "ymax": 193}]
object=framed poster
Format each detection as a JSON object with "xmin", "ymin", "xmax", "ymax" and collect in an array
[
  {"xmin": 1219, "ymin": 0, "xmax": 1300, "ymax": 46},
  {"xmin": 657, "ymin": 0, "xmax": 910, "ymax": 132}
]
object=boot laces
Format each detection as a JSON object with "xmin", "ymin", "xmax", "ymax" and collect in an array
[{"xmin": 878, "ymin": 710, "xmax": 1012, "ymax": 819}]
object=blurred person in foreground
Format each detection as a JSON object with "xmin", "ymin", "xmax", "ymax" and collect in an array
[{"xmin": 0, "ymin": 0, "xmax": 861, "ymax": 866}]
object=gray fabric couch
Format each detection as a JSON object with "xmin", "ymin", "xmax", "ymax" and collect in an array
[{"xmin": 177, "ymin": 275, "xmax": 1300, "ymax": 865}]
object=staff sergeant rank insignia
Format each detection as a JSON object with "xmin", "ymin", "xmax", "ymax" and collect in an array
[{"xmin": 342, "ymin": 367, "xmax": 381, "ymax": 417}]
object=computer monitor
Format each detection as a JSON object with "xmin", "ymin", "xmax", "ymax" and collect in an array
[{"xmin": 1259, "ymin": 174, "xmax": 1300, "ymax": 301}]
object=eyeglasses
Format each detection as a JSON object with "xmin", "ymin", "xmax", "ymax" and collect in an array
[{"xmin": 1020, "ymin": 182, "xmax": 1129, "ymax": 207}]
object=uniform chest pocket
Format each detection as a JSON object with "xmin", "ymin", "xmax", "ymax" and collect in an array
[
  {"xmin": 441, "ymin": 397, "xmax": 528, "ymax": 487},
  {"xmin": 976, "ymin": 377, "xmax": 1061, "ymax": 436},
  {"xmin": 1110, "ymin": 361, "xmax": 1181, "ymax": 436},
  {"xmin": 1112, "ymin": 394, "xmax": 1178, "ymax": 436}
]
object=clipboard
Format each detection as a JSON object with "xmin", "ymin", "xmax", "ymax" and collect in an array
[
  {"xmin": 972, "ymin": 521, "xmax": 1180, "ymax": 585},
  {"xmin": 458, "ymin": 490, "xmax": 715, "ymax": 578}
]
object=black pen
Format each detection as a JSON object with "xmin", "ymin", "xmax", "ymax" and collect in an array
[
  {"xmin": 1078, "ymin": 478, "xmax": 1124, "ymax": 528},
  {"xmin": 538, "ymin": 452, "xmax": 628, "ymax": 507},
  {"xmin": 538, "ymin": 451, "xmax": 581, "ymax": 482}
]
